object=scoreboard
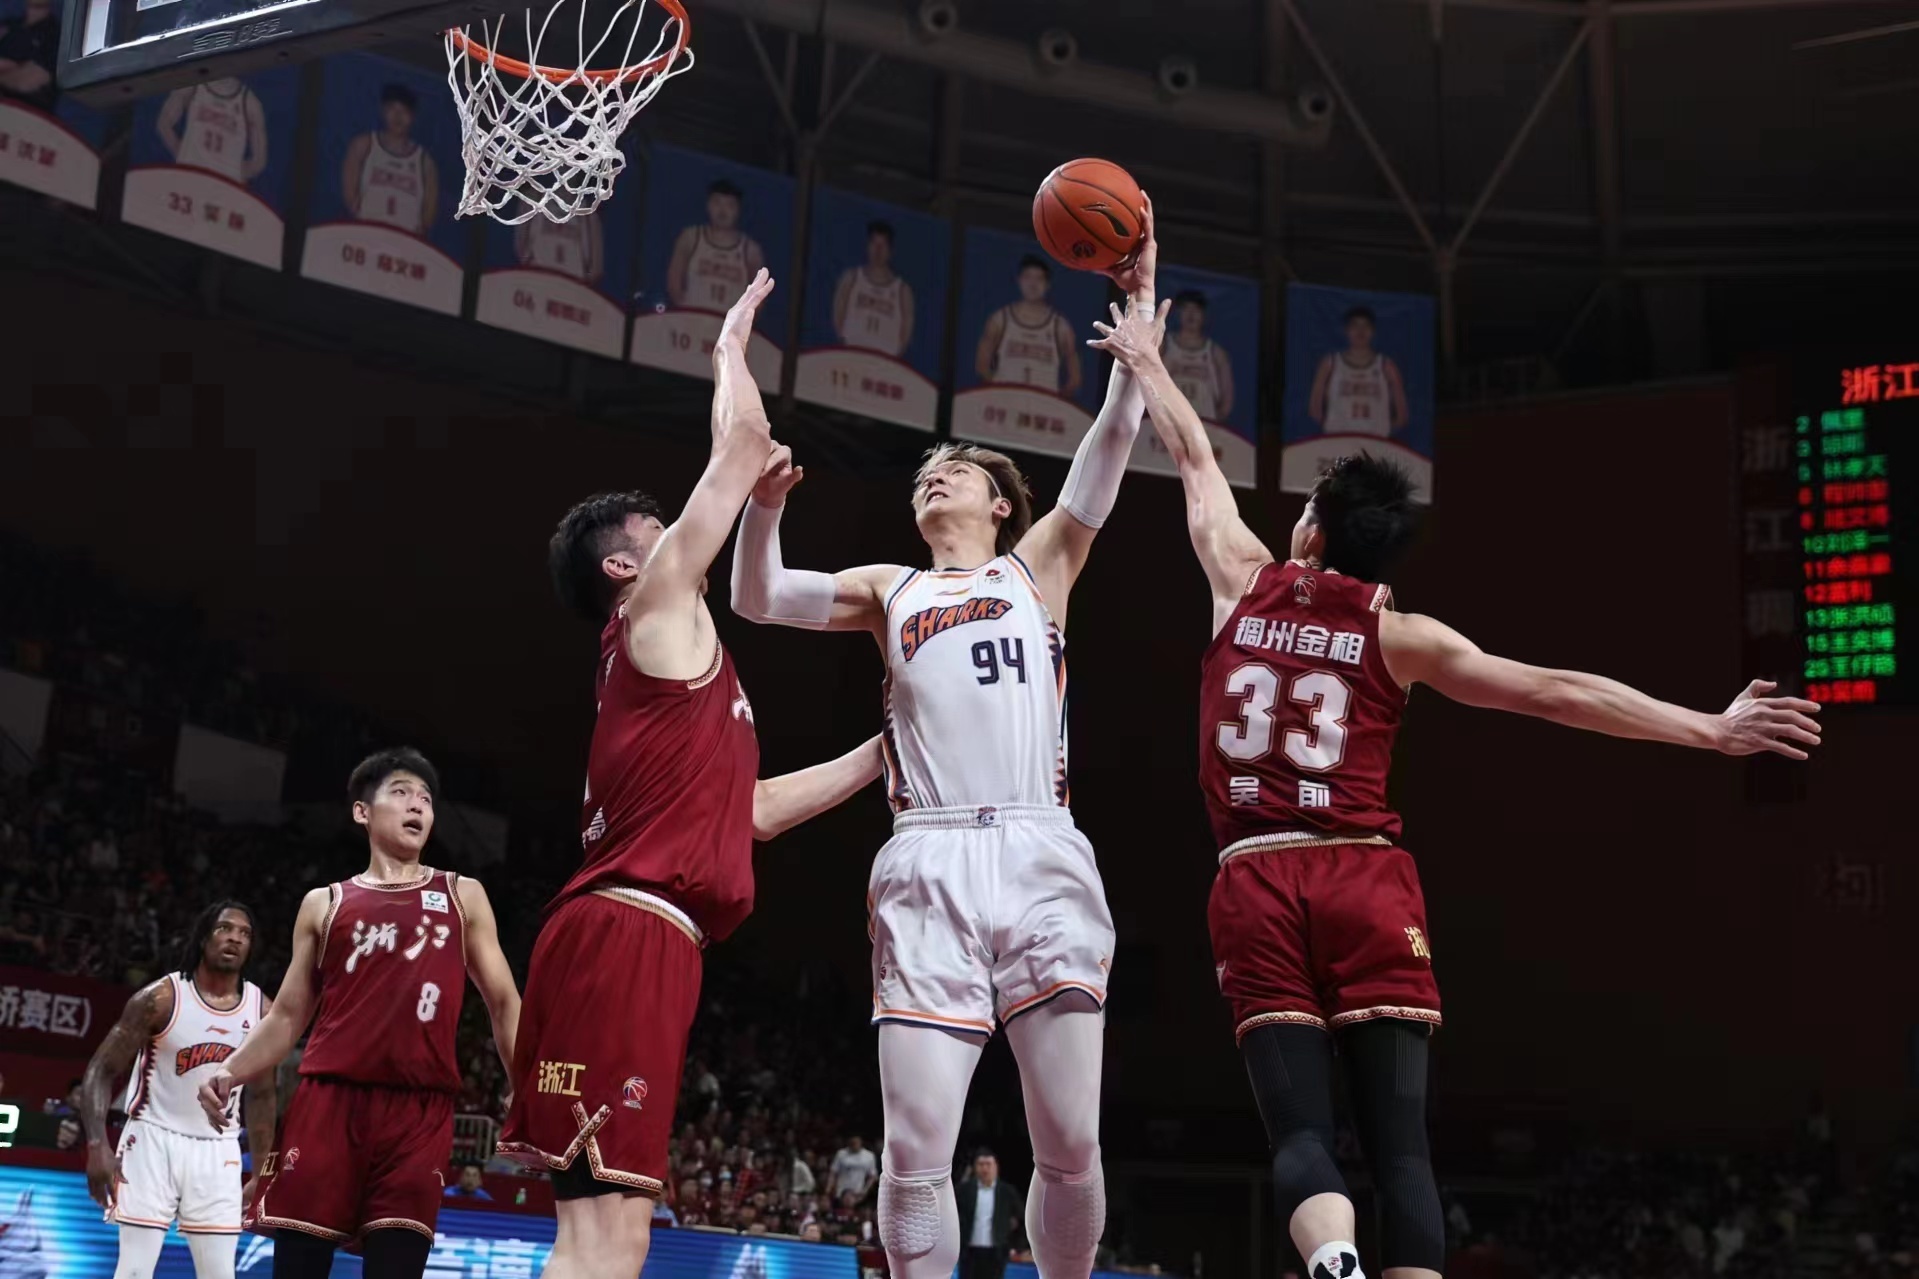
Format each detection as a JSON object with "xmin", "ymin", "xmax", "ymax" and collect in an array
[{"xmin": 1795, "ymin": 361, "xmax": 1917, "ymax": 706}]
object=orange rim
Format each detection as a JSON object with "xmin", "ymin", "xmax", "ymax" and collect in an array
[{"xmin": 448, "ymin": 0, "xmax": 689, "ymax": 86}]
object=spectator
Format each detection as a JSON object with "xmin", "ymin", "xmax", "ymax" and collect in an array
[
  {"xmin": 829, "ymin": 1134, "xmax": 878, "ymax": 1200},
  {"xmin": 958, "ymin": 1147, "xmax": 1025, "ymax": 1279},
  {"xmin": 444, "ymin": 1162, "xmax": 492, "ymax": 1201},
  {"xmin": 800, "ymin": 1221, "xmax": 824, "ymax": 1243},
  {"xmin": 0, "ymin": 0, "xmax": 59, "ymax": 112},
  {"xmin": 787, "ymin": 1145, "xmax": 817, "ymax": 1196}
]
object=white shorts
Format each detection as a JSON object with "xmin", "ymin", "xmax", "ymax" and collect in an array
[
  {"xmin": 867, "ymin": 804, "xmax": 1115, "ymax": 1033},
  {"xmin": 107, "ymin": 1118, "xmax": 244, "ymax": 1234}
]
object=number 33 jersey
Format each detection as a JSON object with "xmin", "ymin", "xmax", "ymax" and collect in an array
[
  {"xmin": 295, "ymin": 870, "xmax": 467, "ymax": 1092},
  {"xmin": 1200, "ymin": 561, "xmax": 1406, "ymax": 851},
  {"xmin": 880, "ymin": 555, "xmax": 1069, "ymax": 812}
]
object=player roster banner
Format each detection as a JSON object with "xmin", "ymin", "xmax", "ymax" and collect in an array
[
  {"xmin": 121, "ymin": 70, "xmax": 299, "ymax": 269},
  {"xmin": 795, "ymin": 186, "xmax": 951, "ymax": 432},
  {"xmin": 631, "ymin": 144, "xmax": 792, "ymax": 390},
  {"xmin": 950, "ymin": 225, "xmax": 1107, "ymax": 461},
  {"xmin": 1134, "ymin": 263, "xmax": 1259, "ymax": 489},
  {"xmin": 0, "ymin": 96, "xmax": 106, "ymax": 209},
  {"xmin": 1281, "ymin": 282, "xmax": 1435, "ymax": 502},
  {"xmin": 300, "ymin": 54, "xmax": 467, "ymax": 316},
  {"xmin": 475, "ymin": 164, "xmax": 637, "ymax": 358}
]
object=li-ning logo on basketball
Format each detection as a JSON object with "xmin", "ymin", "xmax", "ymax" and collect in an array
[
  {"xmin": 1078, "ymin": 201, "xmax": 1131, "ymax": 239},
  {"xmin": 174, "ymin": 1042, "xmax": 235, "ymax": 1075},
  {"xmin": 1293, "ymin": 573, "xmax": 1317, "ymax": 607},
  {"xmin": 583, "ymin": 807, "xmax": 608, "ymax": 848},
  {"xmin": 622, "ymin": 1076, "xmax": 648, "ymax": 1110},
  {"xmin": 899, "ymin": 597, "xmax": 1014, "ymax": 661}
]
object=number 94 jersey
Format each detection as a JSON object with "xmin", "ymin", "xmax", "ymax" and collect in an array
[
  {"xmin": 1200, "ymin": 561, "xmax": 1406, "ymax": 851},
  {"xmin": 294, "ymin": 869, "xmax": 467, "ymax": 1092}
]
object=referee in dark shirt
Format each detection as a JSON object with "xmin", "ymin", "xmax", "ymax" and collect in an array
[{"xmin": 0, "ymin": 0, "xmax": 60, "ymax": 112}]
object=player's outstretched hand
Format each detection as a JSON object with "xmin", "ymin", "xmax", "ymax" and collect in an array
[
  {"xmin": 716, "ymin": 268, "xmax": 775, "ymax": 359},
  {"xmin": 1103, "ymin": 191, "xmax": 1157, "ymax": 303},
  {"xmin": 1087, "ymin": 298, "xmax": 1172, "ymax": 369},
  {"xmin": 1716, "ymin": 679, "xmax": 1822, "ymax": 759},
  {"xmin": 85, "ymin": 1142, "xmax": 122, "ymax": 1208},
  {"xmin": 753, "ymin": 443, "xmax": 804, "ymax": 509},
  {"xmin": 197, "ymin": 1069, "xmax": 235, "ymax": 1131}
]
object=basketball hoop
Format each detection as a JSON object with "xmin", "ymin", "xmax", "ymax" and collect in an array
[{"xmin": 445, "ymin": 0, "xmax": 691, "ymax": 224}]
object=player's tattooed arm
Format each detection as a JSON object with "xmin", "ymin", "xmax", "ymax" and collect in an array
[
  {"xmin": 200, "ymin": 887, "xmax": 328, "ymax": 1130},
  {"xmin": 1379, "ymin": 610, "xmax": 1824, "ymax": 759},
  {"xmin": 731, "ymin": 444, "xmax": 899, "ymax": 635},
  {"xmin": 753, "ymin": 736, "xmax": 883, "ymax": 841},
  {"xmin": 456, "ymin": 877, "xmax": 522, "ymax": 1077},
  {"xmin": 80, "ymin": 978, "xmax": 172, "ymax": 1207}
]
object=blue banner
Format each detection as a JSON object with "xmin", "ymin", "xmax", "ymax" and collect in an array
[{"xmin": 1281, "ymin": 282, "xmax": 1435, "ymax": 501}]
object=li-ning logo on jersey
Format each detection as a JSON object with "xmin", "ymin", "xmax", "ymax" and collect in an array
[
  {"xmin": 174, "ymin": 1042, "xmax": 236, "ymax": 1075},
  {"xmin": 899, "ymin": 597, "xmax": 1014, "ymax": 661}
]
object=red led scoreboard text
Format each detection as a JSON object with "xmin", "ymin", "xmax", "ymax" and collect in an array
[{"xmin": 1798, "ymin": 399, "xmax": 1897, "ymax": 705}]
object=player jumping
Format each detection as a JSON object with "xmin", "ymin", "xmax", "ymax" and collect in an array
[
  {"xmin": 1090, "ymin": 304, "xmax": 1824, "ymax": 1279},
  {"xmin": 81, "ymin": 900, "xmax": 271, "ymax": 1279},
  {"xmin": 197, "ymin": 748, "xmax": 523, "ymax": 1279},
  {"xmin": 497, "ymin": 269, "xmax": 883, "ymax": 1279},
  {"xmin": 729, "ymin": 210, "xmax": 1164, "ymax": 1279}
]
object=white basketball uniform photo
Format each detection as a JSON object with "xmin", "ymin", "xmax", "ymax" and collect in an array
[
  {"xmin": 174, "ymin": 82, "xmax": 253, "ymax": 184},
  {"xmin": 1162, "ymin": 336, "xmax": 1222, "ymax": 422},
  {"xmin": 1323, "ymin": 352, "xmax": 1392, "ymax": 436},
  {"xmin": 357, "ymin": 133, "xmax": 426, "ymax": 234},
  {"xmin": 990, "ymin": 307, "xmax": 1063, "ymax": 393},
  {"xmin": 869, "ymin": 555, "xmax": 1113, "ymax": 1033},
  {"xmin": 522, "ymin": 216, "xmax": 593, "ymax": 280},
  {"xmin": 109, "ymin": 973, "xmax": 264, "ymax": 1235},
  {"xmin": 845, "ymin": 268, "xmax": 907, "ymax": 358},
  {"xmin": 687, "ymin": 228, "xmax": 749, "ymax": 311}
]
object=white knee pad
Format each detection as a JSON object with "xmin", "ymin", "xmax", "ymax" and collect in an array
[
  {"xmin": 1034, "ymin": 1160, "xmax": 1107, "ymax": 1258},
  {"xmin": 879, "ymin": 1169, "xmax": 947, "ymax": 1260}
]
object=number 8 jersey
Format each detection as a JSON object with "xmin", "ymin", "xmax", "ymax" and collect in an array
[
  {"xmin": 1200, "ymin": 560, "xmax": 1406, "ymax": 851},
  {"xmin": 295, "ymin": 869, "xmax": 467, "ymax": 1093}
]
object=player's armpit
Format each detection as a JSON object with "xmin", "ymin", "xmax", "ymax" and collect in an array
[{"xmin": 752, "ymin": 736, "xmax": 883, "ymax": 841}]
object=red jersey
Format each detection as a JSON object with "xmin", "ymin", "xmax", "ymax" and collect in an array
[
  {"xmin": 1198, "ymin": 561, "xmax": 1406, "ymax": 851},
  {"xmin": 298, "ymin": 869, "xmax": 467, "ymax": 1092},
  {"xmin": 555, "ymin": 606, "xmax": 760, "ymax": 941}
]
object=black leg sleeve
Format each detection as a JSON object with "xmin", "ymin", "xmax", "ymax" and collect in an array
[
  {"xmin": 270, "ymin": 1231, "xmax": 339, "ymax": 1279},
  {"xmin": 1339, "ymin": 1018, "xmax": 1445, "ymax": 1273},
  {"xmin": 1241, "ymin": 1023, "xmax": 1350, "ymax": 1226},
  {"xmin": 360, "ymin": 1226, "xmax": 434, "ymax": 1279}
]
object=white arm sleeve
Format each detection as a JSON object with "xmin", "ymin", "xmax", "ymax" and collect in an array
[
  {"xmin": 1056, "ymin": 361, "xmax": 1145, "ymax": 530},
  {"xmin": 729, "ymin": 499, "xmax": 838, "ymax": 628}
]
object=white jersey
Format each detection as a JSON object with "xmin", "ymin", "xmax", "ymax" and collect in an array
[
  {"xmin": 1163, "ymin": 335, "xmax": 1221, "ymax": 421},
  {"xmin": 1323, "ymin": 352, "xmax": 1392, "ymax": 436},
  {"xmin": 687, "ymin": 227, "xmax": 749, "ymax": 310},
  {"xmin": 123, "ymin": 973, "xmax": 263, "ymax": 1137},
  {"xmin": 357, "ymin": 133, "xmax": 425, "ymax": 233},
  {"xmin": 991, "ymin": 306, "xmax": 1062, "ymax": 393},
  {"xmin": 523, "ymin": 215, "xmax": 593, "ymax": 279},
  {"xmin": 880, "ymin": 555, "xmax": 1067, "ymax": 811},
  {"xmin": 844, "ymin": 267, "xmax": 906, "ymax": 357},
  {"xmin": 174, "ymin": 82, "xmax": 251, "ymax": 183}
]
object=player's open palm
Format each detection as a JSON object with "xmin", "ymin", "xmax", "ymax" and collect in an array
[
  {"xmin": 197, "ymin": 1069, "xmax": 235, "ymax": 1131},
  {"xmin": 85, "ymin": 1143, "xmax": 122, "ymax": 1208},
  {"xmin": 1088, "ymin": 298, "xmax": 1171, "ymax": 371},
  {"xmin": 1716, "ymin": 679, "xmax": 1822, "ymax": 759},
  {"xmin": 753, "ymin": 443, "xmax": 803, "ymax": 508},
  {"xmin": 717, "ymin": 268, "xmax": 775, "ymax": 357}
]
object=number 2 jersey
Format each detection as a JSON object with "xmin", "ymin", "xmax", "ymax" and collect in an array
[
  {"xmin": 295, "ymin": 869, "xmax": 467, "ymax": 1092},
  {"xmin": 1199, "ymin": 560, "xmax": 1406, "ymax": 851}
]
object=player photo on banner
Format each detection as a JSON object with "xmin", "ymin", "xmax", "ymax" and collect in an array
[
  {"xmin": 121, "ymin": 69, "xmax": 298, "ymax": 269},
  {"xmin": 796, "ymin": 186, "xmax": 949, "ymax": 432},
  {"xmin": 474, "ymin": 162, "xmax": 637, "ymax": 358},
  {"xmin": 0, "ymin": 0, "xmax": 106, "ymax": 209},
  {"xmin": 301, "ymin": 54, "xmax": 466, "ymax": 315},
  {"xmin": 1133, "ymin": 263, "xmax": 1259, "ymax": 489},
  {"xmin": 951, "ymin": 226, "xmax": 1107, "ymax": 461},
  {"xmin": 1282, "ymin": 282, "xmax": 1436, "ymax": 501},
  {"xmin": 631, "ymin": 143, "xmax": 792, "ymax": 390}
]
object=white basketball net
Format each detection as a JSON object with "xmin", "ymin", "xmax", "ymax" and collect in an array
[{"xmin": 445, "ymin": 0, "xmax": 692, "ymax": 225}]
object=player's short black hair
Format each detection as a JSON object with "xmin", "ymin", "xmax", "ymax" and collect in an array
[
  {"xmin": 1174, "ymin": 289, "xmax": 1207, "ymax": 311},
  {"xmin": 1310, "ymin": 454, "xmax": 1420, "ymax": 582},
  {"xmin": 1343, "ymin": 305, "xmax": 1377, "ymax": 327},
  {"xmin": 380, "ymin": 83, "xmax": 418, "ymax": 110},
  {"xmin": 347, "ymin": 747, "xmax": 440, "ymax": 807},
  {"xmin": 867, "ymin": 220, "xmax": 894, "ymax": 243},
  {"xmin": 178, "ymin": 899, "xmax": 255, "ymax": 976},
  {"xmin": 708, "ymin": 179, "xmax": 744, "ymax": 201},
  {"xmin": 1017, "ymin": 254, "xmax": 1052, "ymax": 278},
  {"xmin": 549, "ymin": 491, "xmax": 667, "ymax": 624}
]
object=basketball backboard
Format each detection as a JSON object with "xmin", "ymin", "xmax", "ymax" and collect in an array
[{"xmin": 57, "ymin": 0, "xmax": 487, "ymax": 104}]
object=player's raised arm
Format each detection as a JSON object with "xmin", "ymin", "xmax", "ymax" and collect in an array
[
  {"xmin": 1379, "ymin": 610, "xmax": 1824, "ymax": 759},
  {"xmin": 752, "ymin": 736, "xmax": 884, "ymax": 841},
  {"xmin": 730, "ymin": 444, "xmax": 900, "ymax": 636},
  {"xmin": 199, "ymin": 887, "xmax": 328, "ymax": 1129},
  {"xmin": 79, "ymin": 978, "xmax": 172, "ymax": 1207},
  {"xmin": 455, "ymin": 877, "xmax": 522, "ymax": 1076}
]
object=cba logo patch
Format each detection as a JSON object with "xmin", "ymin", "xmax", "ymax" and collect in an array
[
  {"xmin": 1293, "ymin": 573, "xmax": 1317, "ymax": 608},
  {"xmin": 284, "ymin": 1148, "xmax": 300, "ymax": 1171},
  {"xmin": 622, "ymin": 1077, "xmax": 648, "ymax": 1110}
]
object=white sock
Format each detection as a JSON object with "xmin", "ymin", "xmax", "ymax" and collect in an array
[
  {"xmin": 184, "ymin": 1231, "xmax": 237, "ymax": 1279},
  {"xmin": 1307, "ymin": 1239, "xmax": 1365, "ymax": 1279},
  {"xmin": 114, "ymin": 1226, "xmax": 166, "ymax": 1279}
]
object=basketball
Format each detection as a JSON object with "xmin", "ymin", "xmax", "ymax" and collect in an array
[{"xmin": 1032, "ymin": 158, "xmax": 1146, "ymax": 272}]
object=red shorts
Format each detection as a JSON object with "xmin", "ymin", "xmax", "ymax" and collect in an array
[
  {"xmin": 498, "ymin": 891, "xmax": 703, "ymax": 1197},
  {"xmin": 1208, "ymin": 840, "xmax": 1440, "ymax": 1041},
  {"xmin": 247, "ymin": 1076, "xmax": 454, "ymax": 1243}
]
